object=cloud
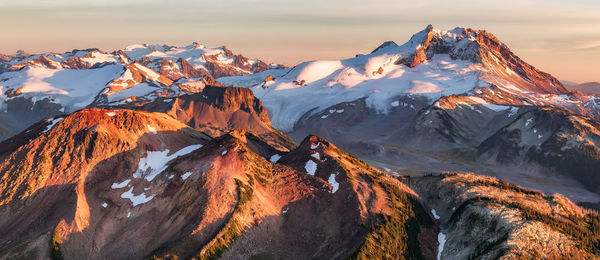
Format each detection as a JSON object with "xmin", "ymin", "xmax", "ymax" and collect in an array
[{"xmin": 573, "ymin": 41, "xmax": 600, "ymax": 51}]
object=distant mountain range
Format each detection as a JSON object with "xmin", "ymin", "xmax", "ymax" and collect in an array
[
  {"xmin": 0, "ymin": 26, "xmax": 599, "ymax": 259},
  {"xmin": 563, "ymin": 81, "xmax": 600, "ymax": 94}
]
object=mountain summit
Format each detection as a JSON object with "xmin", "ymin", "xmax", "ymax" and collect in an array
[
  {"xmin": 219, "ymin": 25, "xmax": 600, "ymax": 208},
  {"xmin": 0, "ymin": 26, "xmax": 599, "ymax": 259}
]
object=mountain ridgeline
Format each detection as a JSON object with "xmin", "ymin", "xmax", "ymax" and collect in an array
[{"xmin": 0, "ymin": 25, "xmax": 599, "ymax": 259}]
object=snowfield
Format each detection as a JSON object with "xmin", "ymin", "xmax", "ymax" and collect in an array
[
  {"xmin": 0, "ymin": 64, "xmax": 124, "ymax": 111},
  {"xmin": 220, "ymin": 50, "xmax": 486, "ymax": 131}
]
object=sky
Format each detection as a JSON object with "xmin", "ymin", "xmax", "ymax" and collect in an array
[{"xmin": 1, "ymin": 0, "xmax": 599, "ymax": 83}]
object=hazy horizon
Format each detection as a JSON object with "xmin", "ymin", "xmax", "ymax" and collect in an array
[{"xmin": 1, "ymin": 0, "xmax": 599, "ymax": 83}]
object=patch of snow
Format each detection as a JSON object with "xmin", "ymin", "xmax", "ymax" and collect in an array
[
  {"xmin": 121, "ymin": 187, "xmax": 155, "ymax": 206},
  {"xmin": 101, "ymin": 202, "xmax": 108, "ymax": 208},
  {"xmin": 310, "ymin": 142, "xmax": 320, "ymax": 149},
  {"xmin": 282, "ymin": 207, "xmax": 288, "ymax": 214},
  {"xmin": 221, "ymin": 150, "xmax": 228, "ymax": 156},
  {"xmin": 127, "ymin": 211, "xmax": 131, "ymax": 218},
  {"xmin": 42, "ymin": 117, "xmax": 64, "ymax": 133},
  {"xmin": 147, "ymin": 125, "xmax": 157, "ymax": 134},
  {"xmin": 336, "ymin": 109, "xmax": 344, "ymax": 113},
  {"xmin": 507, "ymin": 107, "xmax": 518, "ymax": 117},
  {"xmin": 525, "ymin": 118, "xmax": 533, "ymax": 127},
  {"xmin": 111, "ymin": 179, "xmax": 131, "ymax": 189},
  {"xmin": 431, "ymin": 209, "xmax": 440, "ymax": 220},
  {"xmin": 134, "ymin": 144, "xmax": 203, "ymax": 181},
  {"xmin": 304, "ymin": 160, "xmax": 317, "ymax": 175},
  {"xmin": 311, "ymin": 152, "xmax": 320, "ymax": 160},
  {"xmin": 321, "ymin": 114, "xmax": 328, "ymax": 119},
  {"xmin": 181, "ymin": 171, "xmax": 193, "ymax": 180},
  {"xmin": 270, "ymin": 154, "xmax": 281, "ymax": 163},
  {"xmin": 106, "ymin": 112, "xmax": 116, "ymax": 117},
  {"xmin": 437, "ymin": 232, "xmax": 446, "ymax": 260},
  {"xmin": 391, "ymin": 100, "xmax": 400, "ymax": 107},
  {"xmin": 328, "ymin": 173, "xmax": 339, "ymax": 193}
]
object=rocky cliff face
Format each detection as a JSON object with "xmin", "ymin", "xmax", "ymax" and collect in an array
[
  {"xmin": 131, "ymin": 85, "xmax": 296, "ymax": 151},
  {"xmin": 0, "ymin": 110, "xmax": 434, "ymax": 260},
  {"xmin": 478, "ymin": 107, "xmax": 600, "ymax": 194},
  {"xmin": 404, "ymin": 26, "xmax": 568, "ymax": 95},
  {"xmin": 408, "ymin": 173, "xmax": 600, "ymax": 259}
]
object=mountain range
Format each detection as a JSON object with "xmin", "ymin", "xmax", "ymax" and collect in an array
[
  {"xmin": 564, "ymin": 81, "xmax": 600, "ymax": 95},
  {"xmin": 0, "ymin": 25, "xmax": 599, "ymax": 259}
]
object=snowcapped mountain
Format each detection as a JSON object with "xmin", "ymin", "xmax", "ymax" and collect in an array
[
  {"xmin": 125, "ymin": 43, "xmax": 281, "ymax": 79},
  {"xmin": 0, "ymin": 106, "xmax": 597, "ymax": 259},
  {"xmin": 0, "ymin": 108, "xmax": 436, "ymax": 259},
  {"xmin": 0, "ymin": 43, "xmax": 280, "ymax": 141},
  {"xmin": 220, "ymin": 25, "xmax": 600, "ymax": 206},
  {"xmin": 220, "ymin": 25, "xmax": 591, "ymax": 131},
  {"xmin": 1, "ymin": 27, "xmax": 600, "ymax": 259}
]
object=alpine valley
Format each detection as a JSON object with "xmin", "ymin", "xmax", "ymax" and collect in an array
[{"xmin": 0, "ymin": 26, "xmax": 599, "ymax": 259}]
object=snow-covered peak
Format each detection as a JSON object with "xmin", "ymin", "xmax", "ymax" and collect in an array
[
  {"xmin": 219, "ymin": 25, "xmax": 577, "ymax": 132},
  {"xmin": 371, "ymin": 24, "xmax": 434, "ymax": 56}
]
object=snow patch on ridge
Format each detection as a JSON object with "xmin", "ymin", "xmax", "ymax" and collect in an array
[
  {"xmin": 147, "ymin": 125, "xmax": 157, "ymax": 134},
  {"xmin": 134, "ymin": 144, "xmax": 203, "ymax": 181},
  {"xmin": 42, "ymin": 117, "xmax": 64, "ymax": 133},
  {"xmin": 270, "ymin": 154, "xmax": 281, "ymax": 163},
  {"xmin": 181, "ymin": 171, "xmax": 193, "ymax": 180},
  {"xmin": 111, "ymin": 179, "xmax": 131, "ymax": 189},
  {"xmin": 431, "ymin": 209, "xmax": 441, "ymax": 219},
  {"xmin": 121, "ymin": 187, "xmax": 155, "ymax": 206},
  {"xmin": 437, "ymin": 232, "xmax": 446, "ymax": 260},
  {"xmin": 328, "ymin": 173, "xmax": 339, "ymax": 193},
  {"xmin": 311, "ymin": 152, "xmax": 320, "ymax": 160},
  {"xmin": 304, "ymin": 160, "xmax": 317, "ymax": 175}
]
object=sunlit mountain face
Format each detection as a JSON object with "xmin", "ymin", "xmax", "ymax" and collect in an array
[{"xmin": 1, "ymin": 1, "xmax": 600, "ymax": 257}]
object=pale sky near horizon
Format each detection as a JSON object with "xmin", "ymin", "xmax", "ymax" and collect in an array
[{"xmin": 1, "ymin": 0, "xmax": 599, "ymax": 83}]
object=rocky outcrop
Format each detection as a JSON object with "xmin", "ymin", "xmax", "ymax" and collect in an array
[
  {"xmin": 135, "ymin": 85, "xmax": 296, "ymax": 151},
  {"xmin": 61, "ymin": 56, "xmax": 92, "ymax": 69},
  {"xmin": 408, "ymin": 173, "xmax": 600, "ymax": 259},
  {"xmin": 179, "ymin": 57, "xmax": 203, "ymax": 78},
  {"xmin": 9, "ymin": 55, "xmax": 63, "ymax": 70},
  {"xmin": 391, "ymin": 25, "xmax": 569, "ymax": 95},
  {"xmin": 105, "ymin": 62, "xmax": 173, "ymax": 95},
  {"xmin": 478, "ymin": 107, "xmax": 600, "ymax": 194},
  {"xmin": 395, "ymin": 25, "xmax": 435, "ymax": 68}
]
